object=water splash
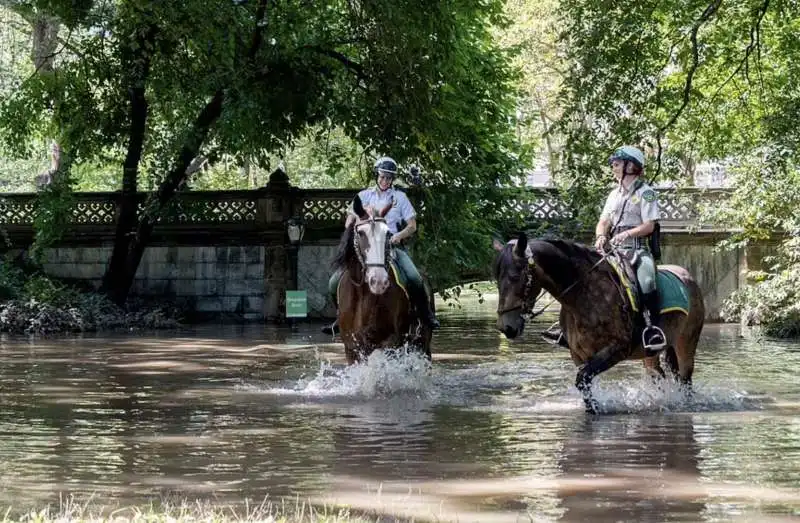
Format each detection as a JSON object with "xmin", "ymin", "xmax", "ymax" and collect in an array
[
  {"xmin": 587, "ymin": 376, "xmax": 758, "ymax": 414},
  {"xmin": 257, "ymin": 346, "xmax": 435, "ymax": 400},
  {"xmin": 483, "ymin": 373, "xmax": 760, "ymax": 415}
]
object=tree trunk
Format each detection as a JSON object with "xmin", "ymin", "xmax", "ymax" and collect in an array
[
  {"xmin": 30, "ymin": 14, "xmax": 61, "ymax": 188},
  {"xmin": 108, "ymin": 91, "xmax": 226, "ymax": 305},
  {"xmin": 103, "ymin": 0, "xmax": 270, "ymax": 305},
  {"xmin": 31, "ymin": 14, "xmax": 59, "ymax": 73},
  {"xmin": 101, "ymin": 26, "xmax": 156, "ymax": 305}
]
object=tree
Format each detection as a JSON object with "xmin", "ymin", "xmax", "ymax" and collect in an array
[
  {"xmin": 1, "ymin": 0, "xmax": 522, "ymax": 304},
  {"xmin": 554, "ymin": 0, "xmax": 800, "ymax": 335}
]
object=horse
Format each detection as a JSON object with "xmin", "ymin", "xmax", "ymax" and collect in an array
[
  {"xmin": 493, "ymin": 232, "xmax": 705, "ymax": 413},
  {"xmin": 331, "ymin": 195, "xmax": 434, "ymax": 365}
]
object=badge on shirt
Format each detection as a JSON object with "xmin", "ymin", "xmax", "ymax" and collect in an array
[
  {"xmin": 642, "ymin": 190, "xmax": 657, "ymax": 202},
  {"xmin": 631, "ymin": 195, "xmax": 641, "ymax": 204}
]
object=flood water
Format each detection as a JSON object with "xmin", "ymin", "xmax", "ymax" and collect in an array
[{"xmin": 1, "ymin": 293, "xmax": 799, "ymax": 522}]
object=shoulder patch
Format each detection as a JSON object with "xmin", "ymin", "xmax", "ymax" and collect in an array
[{"xmin": 642, "ymin": 189, "xmax": 657, "ymax": 202}]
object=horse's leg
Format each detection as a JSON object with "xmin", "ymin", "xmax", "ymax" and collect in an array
[
  {"xmin": 664, "ymin": 345, "xmax": 680, "ymax": 379},
  {"xmin": 643, "ymin": 354, "xmax": 666, "ymax": 381},
  {"xmin": 575, "ymin": 344, "xmax": 629, "ymax": 414},
  {"xmin": 344, "ymin": 334, "xmax": 358, "ymax": 366},
  {"xmin": 675, "ymin": 334, "xmax": 696, "ymax": 389}
]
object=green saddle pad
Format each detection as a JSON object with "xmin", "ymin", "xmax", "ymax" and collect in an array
[{"xmin": 656, "ymin": 269, "xmax": 690, "ymax": 315}]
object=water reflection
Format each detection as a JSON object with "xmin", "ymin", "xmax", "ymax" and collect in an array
[
  {"xmin": 0, "ymin": 297, "xmax": 799, "ymax": 521},
  {"xmin": 555, "ymin": 414, "xmax": 704, "ymax": 522}
]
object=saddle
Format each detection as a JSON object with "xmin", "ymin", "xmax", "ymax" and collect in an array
[
  {"xmin": 606, "ymin": 250, "xmax": 644, "ymax": 314},
  {"xmin": 606, "ymin": 252, "xmax": 691, "ymax": 317}
]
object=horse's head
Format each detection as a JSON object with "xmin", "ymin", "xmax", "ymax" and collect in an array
[
  {"xmin": 492, "ymin": 232, "xmax": 541, "ymax": 339},
  {"xmin": 351, "ymin": 194, "xmax": 393, "ymax": 295}
]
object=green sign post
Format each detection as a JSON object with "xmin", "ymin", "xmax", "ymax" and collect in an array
[{"xmin": 285, "ymin": 290, "xmax": 308, "ymax": 318}]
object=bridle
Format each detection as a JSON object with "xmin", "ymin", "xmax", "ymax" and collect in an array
[
  {"xmin": 496, "ymin": 256, "xmax": 543, "ymax": 319},
  {"xmin": 353, "ymin": 215, "xmax": 391, "ymax": 273},
  {"xmin": 497, "ymin": 248, "xmax": 608, "ymax": 320}
]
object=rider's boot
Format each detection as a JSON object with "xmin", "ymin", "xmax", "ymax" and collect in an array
[
  {"xmin": 322, "ymin": 271, "xmax": 342, "ymax": 335},
  {"xmin": 642, "ymin": 291, "xmax": 667, "ymax": 356},
  {"xmin": 541, "ymin": 323, "xmax": 569, "ymax": 348},
  {"xmin": 410, "ymin": 284, "xmax": 440, "ymax": 330}
]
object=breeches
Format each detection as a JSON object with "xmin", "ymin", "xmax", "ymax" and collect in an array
[{"xmin": 633, "ymin": 249, "xmax": 657, "ymax": 295}]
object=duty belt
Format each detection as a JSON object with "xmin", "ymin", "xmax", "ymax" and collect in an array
[{"xmin": 611, "ymin": 225, "xmax": 644, "ymax": 251}]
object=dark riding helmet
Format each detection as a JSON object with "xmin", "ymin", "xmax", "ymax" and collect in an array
[
  {"xmin": 373, "ymin": 156, "xmax": 398, "ymax": 182},
  {"xmin": 608, "ymin": 145, "xmax": 645, "ymax": 170}
]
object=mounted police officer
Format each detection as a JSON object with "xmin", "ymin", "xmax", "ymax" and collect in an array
[
  {"xmin": 543, "ymin": 145, "xmax": 666, "ymax": 354},
  {"xmin": 322, "ymin": 156, "xmax": 440, "ymax": 335}
]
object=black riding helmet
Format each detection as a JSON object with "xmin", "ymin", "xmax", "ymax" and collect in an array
[{"xmin": 374, "ymin": 156, "xmax": 397, "ymax": 185}]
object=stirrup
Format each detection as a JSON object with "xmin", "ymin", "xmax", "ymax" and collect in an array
[
  {"xmin": 642, "ymin": 325, "xmax": 667, "ymax": 355},
  {"xmin": 541, "ymin": 322, "xmax": 564, "ymax": 346},
  {"xmin": 321, "ymin": 320, "xmax": 339, "ymax": 336}
]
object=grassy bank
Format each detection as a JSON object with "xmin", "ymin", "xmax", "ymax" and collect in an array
[{"xmin": 1, "ymin": 498, "xmax": 386, "ymax": 523}]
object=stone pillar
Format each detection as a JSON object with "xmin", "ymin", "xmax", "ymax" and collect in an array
[
  {"xmin": 264, "ymin": 243, "xmax": 289, "ymax": 322},
  {"xmin": 262, "ymin": 167, "xmax": 293, "ymax": 322}
]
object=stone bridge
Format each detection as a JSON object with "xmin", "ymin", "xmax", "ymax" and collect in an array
[{"xmin": 0, "ymin": 179, "xmax": 753, "ymax": 322}]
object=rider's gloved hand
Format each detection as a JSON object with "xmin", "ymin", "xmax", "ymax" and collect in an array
[
  {"xmin": 594, "ymin": 234, "xmax": 609, "ymax": 253},
  {"xmin": 610, "ymin": 230, "xmax": 631, "ymax": 246}
]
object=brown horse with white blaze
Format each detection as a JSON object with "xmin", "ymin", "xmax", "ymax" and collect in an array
[
  {"xmin": 332, "ymin": 195, "xmax": 433, "ymax": 365},
  {"xmin": 493, "ymin": 233, "xmax": 704, "ymax": 413}
]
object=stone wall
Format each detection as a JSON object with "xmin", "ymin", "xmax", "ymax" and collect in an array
[
  {"xmin": 39, "ymin": 246, "xmax": 266, "ymax": 320},
  {"xmin": 29, "ymin": 232, "xmax": 758, "ymax": 323},
  {"xmin": 660, "ymin": 238, "xmax": 741, "ymax": 321},
  {"xmin": 298, "ymin": 242, "xmax": 339, "ymax": 318}
]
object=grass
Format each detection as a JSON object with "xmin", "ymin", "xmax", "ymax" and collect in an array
[{"xmin": 0, "ymin": 496, "xmax": 391, "ymax": 523}]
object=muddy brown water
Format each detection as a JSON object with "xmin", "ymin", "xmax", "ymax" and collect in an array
[{"xmin": 1, "ymin": 295, "xmax": 798, "ymax": 521}]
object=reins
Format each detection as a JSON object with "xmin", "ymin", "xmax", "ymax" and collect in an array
[
  {"xmin": 523, "ymin": 255, "xmax": 609, "ymax": 320},
  {"xmin": 498, "ymin": 247, "xmax": 612, "ymax": 320}
]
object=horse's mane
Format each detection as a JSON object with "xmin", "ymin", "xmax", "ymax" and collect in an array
[
  {"xmin": 538, "ymin": 239, "xmax": 602, "ymax": 266},
  {"xmin": 331, "ymin": 223, "xmax": 355, "ymax": 270},
  {"xmin": 494, "ymin": 237, "xmax": 604, "ymax": 282}
]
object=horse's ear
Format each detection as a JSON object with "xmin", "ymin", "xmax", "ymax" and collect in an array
[
  {"xmin": 352, "ymin": 195, "xmax": 368, "ymax": 220},
  {"xmin": 492, "ymin": 238, "xmax": 504, "ymax": 252},
  {"xmin": 514, "ymin": 232, "xmax": 528, "ymax": 258},
  {"xmin": 378, "ymin": 202, "xmax": 392, "ymax": 217}
]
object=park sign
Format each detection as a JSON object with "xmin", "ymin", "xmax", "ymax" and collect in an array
[{"xmin": 286, "ymin": 290, "xmax": 308, "ymax": 318}]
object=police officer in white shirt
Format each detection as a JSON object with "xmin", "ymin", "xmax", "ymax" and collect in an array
[
  {"xmin": 595, "ymin": 145, "xmax": 666, "ymax": 353},
  {"xmin": 543, "ymin": 145, "xmax": 666, "ymax": 354},
  {"xmin": 322, "ymin": 156, "xmax": 439, "ymax": 335}
]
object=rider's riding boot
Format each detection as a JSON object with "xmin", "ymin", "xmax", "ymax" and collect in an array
[
  {"xmin": 411, "ymin": 285, "xmax": 440, "ymax": 330},
  {"xmin": 541, "ymin": 324, "xmax": 569, "ymax": 348},
  {"xmin": 321, "ymin": 317, "xmax": 339, "ymax": 336},
  {"xmin": 642, "ymin": 291, "xmax": 667, "ymax": 355}
]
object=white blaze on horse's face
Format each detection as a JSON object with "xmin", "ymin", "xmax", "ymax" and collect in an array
[{"xmin": 355, "ymin": 217, "xmax": 391, "ymax": 295}]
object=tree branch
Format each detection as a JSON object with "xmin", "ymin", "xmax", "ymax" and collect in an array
[
  {"xmin": 652, "ymin": 0, "xmax": 723, "ymax": 183},
  {"xmin": 681, "ymin": 0, "xmax": 771, "ymax": 167},
  {"xmin": 304, "ymin": 45, "xmax": 367, "ymax": 80}
]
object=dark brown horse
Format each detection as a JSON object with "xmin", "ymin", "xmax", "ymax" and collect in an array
[
  {"xmin": 493, "ymin": 233, "xmax": 704, "ymax": 413},
  {"xmin": 332, "ymin": 195, "xmax": 433, "ymax": 365}
]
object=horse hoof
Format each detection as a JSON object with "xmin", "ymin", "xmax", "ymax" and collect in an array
[{"xmin": 583, "ymin": 398, "xmax": 601, "ymax": 415}]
